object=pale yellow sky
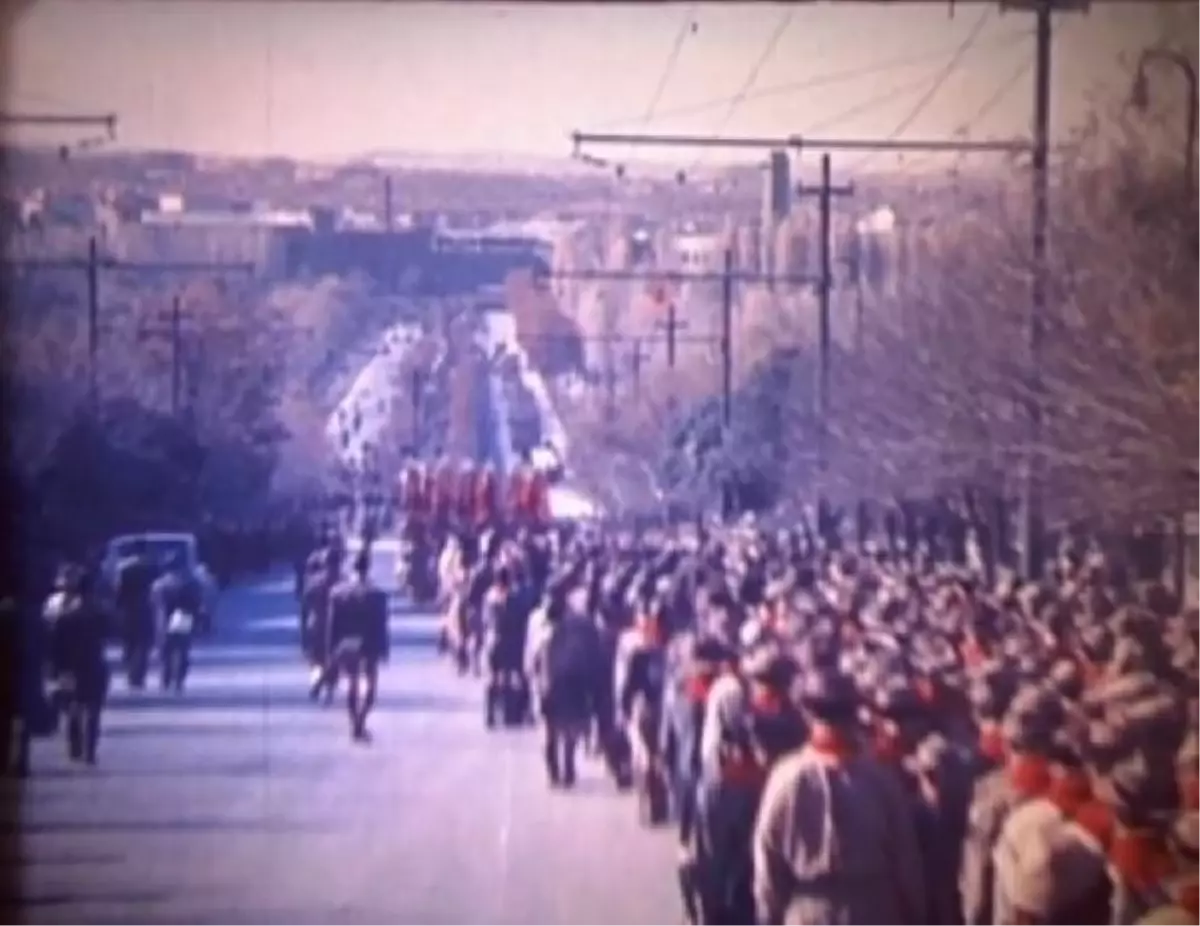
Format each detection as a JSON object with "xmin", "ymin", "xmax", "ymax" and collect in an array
[{"xmin": 1, "ymin": 1, "xmax": 1191, "ymax": 164}]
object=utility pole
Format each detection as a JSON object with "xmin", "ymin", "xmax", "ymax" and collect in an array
[
  {"xmin": 1023, "ymin": 0, "xmax": 1054, "ymax": 580},
  {"xmin": 3, "ymin": 243, "xmax": 254, "ymax": 413},
  {"xmin": 87, "ymin": 236, "xmax": 99, "ymax": 408},
  {"xmin": 657, "ymin": 295, "xmax": 688, "ymax": 368},
  {"xmin": 537, "ymin": 263, "xmax": 817, "ymax": 520},
  {"xmin": 573, "ymin": 18, "xmax": 1085, "ymax": 563},
  {"xmin": 798, "ymin": 155, "xmax": 855, "ymax": 481},
  {"xmin": 720, "ymin": 248, "xmax": 735, "ymax": 520},
  {"xmin": 136, "ymin": 293, "xmax": 184, "ymax": 415}
]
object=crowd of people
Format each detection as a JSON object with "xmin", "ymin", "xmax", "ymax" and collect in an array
[
  {"xmin": 394, "ymin": 504, "xmax": 1198, "ymax": 926},
  {"xmin": 4, "ymin": 471, "xmax": 1196, "ymax": 924}
]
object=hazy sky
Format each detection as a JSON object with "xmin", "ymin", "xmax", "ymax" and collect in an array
[{"xmin": 2, "ymin": 1, "xmax": 1188, "ymax": 164}]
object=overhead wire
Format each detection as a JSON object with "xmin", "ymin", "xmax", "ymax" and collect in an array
[
  {"xmin": 592, "ymin": 28, "xmax": 1031, "ymax": 131},
  {"xmin": 619, "ymin": 4, "xmax": 699, "ymax": 178},
  {"xmin": 640, "ymin": 4, "xmax": 699, "ymax": 127},
  {"xmin": 847, "ymin": 6, "xmax": 994, "ymax": 175},
  {"xmin": 711, "ymin": 8, "xmax": 797, "ymax": 136},
  {"xmin": 896, "ymin": 55, "xmax": 1034, "ymax": 175},
  {"xmin": 685, "ymin": 7, "xmax": 796, "ymax": 178},
  {"xmin": 804, "ymin": 70, "xmax": 973, "ymax": 137}
]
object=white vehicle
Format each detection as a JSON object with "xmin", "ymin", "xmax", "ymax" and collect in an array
[{"xmin": 100, "ymin": 532, "xmax": 219, "ymax": 623}]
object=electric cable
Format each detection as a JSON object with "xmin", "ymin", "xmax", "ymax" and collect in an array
[
  {"xmin": 592, "ymin": 28, "xmax": 1031, "ymax": 131},
  {"xmin": 849, "ymin": 6, "xmax": 994, "ymax": 173}
]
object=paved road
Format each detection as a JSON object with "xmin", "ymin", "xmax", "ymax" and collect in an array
[{"xmin": 5, "ymin": 572, "xmax": 680, "ymax": 925}]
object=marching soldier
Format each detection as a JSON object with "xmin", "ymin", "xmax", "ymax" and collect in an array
[
  {"xmin": 615, "ymin": 605, "xmax": 669, "ymax": 823},
  {"xmin": 506, "ymin": 466, "xmax": 528, "ymax": 528},
  {"xmin": 527, "ymin": 582, "xmax": 602, "ymax": 788},
  {"xmin": 433, "ymin": 456, "xmax": 457, "ymax": 536},
  {"xmin": 475, "ymin": 464, "xmax": 500, "ymax": 531},
  {"xmin": 752, "ymin": 668, "xmax": 926, "ymax": 925},
  {"xmin": 302, "ymin": 544, "xmax": 343, "ymax": 703},
  {"xmin": 43, "ymin": 564, "xmax": 109, "ymax": 766},
  {"xmin": 455, "ymin": 459, "xmax": 477, "ymax": 531},
  {"xmin": 114, "ymin": 540, "xmax": 158, "ymax": 690},
  {"xmin": 691, "ymin": 647, "xmax": 803, "ymax": 924},
  {"xmin": 399, "ymin": 461, "xmax": 425, "ymax": 531},
  {"xmin": 525, "ymin": 466, "xmax": 551, "ymax": 527},
  {"xmin": 665, "ymin": 635, "xmax": 734, "ymax": 924},
  {"xmin": 482, "ymin": 566, "xmax": 532, "ymax": 728},
  {"xmin": 328, "ymin": 550, "xmax": 389, "ymax": 742},
  {"xmin": 152, "ymin": 551, "xmax": 205, "ymax": 693},
  {"xmin": 0, "ymin": 593, "xmax": 36, "ymax": 778},
  {"xmin": 960, "ymin": 685, "xmax": 1064, "ymax": 924}
]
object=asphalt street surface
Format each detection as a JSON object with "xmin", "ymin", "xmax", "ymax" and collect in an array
[{"xmin": 5, "ymin": 570, "xmax": 680, "ymax": 925}]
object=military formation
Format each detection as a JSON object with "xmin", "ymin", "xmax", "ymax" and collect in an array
[
  {"xmin": 6, "ymin": 456, "xmax": 1197, "ymax": 924},
  {"xmin": 402, "ymin": 498, "xmax": 1197, "ymax": 926}
]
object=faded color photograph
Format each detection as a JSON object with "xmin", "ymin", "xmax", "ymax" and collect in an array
[{"xmin": 0, "ymin": 1, "xmax": 1196, "ymax": 924}]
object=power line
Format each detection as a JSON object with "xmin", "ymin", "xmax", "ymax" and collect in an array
[
  {"xmin": 850, "ymin": 6, "xmax": 993, "ymax": 172},
  {"xmin": 714, "ymin": 8, "xmax": 796, "ymax": 134},
  {"xmin": 641, "ymin": 5, "xmax": 698, "ymax": 125},
  {"xmin": 897, "ymin": 56, "xmax": 1034, "ymax": 174},
  {"xmin": 627, "ymin": 4, "xmax": 698, "ymax": 174},
  {"xmin": 592, "ymin": 29, "xmax": 1031, "ymax": 131},
  {"xmin": 688, "ymin": 7, "xmax": 796, "ymax": 177},
  {"xmin": 889, "ymin": 7, "xmax": 993, "ymax": 138},
  {"xmin": 804, "ymin": 71, "xmax": 961, "ymax": 136}
]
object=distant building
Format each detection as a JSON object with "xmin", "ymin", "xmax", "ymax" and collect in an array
[{"xmin": 672, "ymin": 232, "xmax": 723, "ymax": 273}]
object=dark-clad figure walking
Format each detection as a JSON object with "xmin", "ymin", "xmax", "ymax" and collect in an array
[
  {"xmin": 328, "ymin": 550, "xmax": 389, "ymax": 742},
  {"xmin": 43, "ymin": 564, "xmax": 109, "ymax": 765}
]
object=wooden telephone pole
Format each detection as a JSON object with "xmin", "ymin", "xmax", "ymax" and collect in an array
[
  {"xmin": 3, "ymin": 239, "xmax": 254, "ymax": 411},
  {"xmin": 571, "ymin": 0, "xmax": 1083, "ymax": 552}
]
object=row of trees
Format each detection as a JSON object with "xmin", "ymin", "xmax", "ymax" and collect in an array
[
  {"xmin": 558, "ymin": 98, "xmax": 1197, "ymax": 565},
  {"xmin": 0, "ymin": 266, "xmax": 417, "ymax": 588}
]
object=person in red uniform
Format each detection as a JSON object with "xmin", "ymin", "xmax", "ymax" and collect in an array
[
  {"xmin": 525, "ymin": 468, "xmax": 550, "ymax": 528},
  {"xmin": 507, "ymin": 466, "xmax": 528, "ymax": 527},
  {"xmin": 475, "ymin": 465, "xmax": 499, "ymax": 531},
  {"xmin": 455, "ymin": 460, "xmax": 477, "ymax": 530},
  {"xmin": 432, "ymin": 457, "xmax": 456, "ymax": 532},
  {"xmin": 400, "ymin": 462, "xmax": 429, "ymax": 539}
]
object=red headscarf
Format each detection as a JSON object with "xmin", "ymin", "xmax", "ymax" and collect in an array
[
  {"xmin": 1108, "ymin": 829, "xmax": 1175, "ymax": 894},
  {"xmin": 809, "ymin": 725, "xmax": 857, "ymax": 762},
  {"xmin": 1006, "ymin": 753, "xmax": 1053, "ymax": 801}
]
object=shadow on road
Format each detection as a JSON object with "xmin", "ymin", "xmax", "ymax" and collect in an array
[
  {"xmin": 168, "ymin": 628, "xmax": 438, "ymax": 656},
  {"xmin": 106, "ymin": 690, "xmax": 471, "ymax": 714},
  {"xmin": 22, "ymin": 753, "xmax": 341, "ymax": 781},
  {"xmin": 0, "ymin": 818, "xmax": 330, "ymax": 836},
  {"xmin": 1, "ymin": 851, "xmax": 127, "ymax": 867},
  {"xmin": 0, "ymin": 887, "xmax": 174, "ymax": 906},
  {"xmin": 102, "ymin": 722, "xmax": 302, "ymax": 739}
]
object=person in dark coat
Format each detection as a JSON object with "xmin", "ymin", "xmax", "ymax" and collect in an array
[
  {"xmin": 302, "ymin": 544, "xmax": 343, "ymax": 702},
  {"xmin": 526, "ymin": 589, "xmax": 602, "ymax": 788},
  {"xmin": 328, "ymin": 550, "xmax": 389, "ymax": 742},
  {"xmin": 114, "ymin": 541, "xmax": 157, "ymax": 689},
  {"xmin": 43, "ymin": 564, "xmax": 109, "ymax": 765},
  {"xmin": 151, "ymin": 552, "xmax": 204, "ymax": 693},
  {"xmin": 0, "ymin": 591, "xmax": 46, "ymax": 778}
]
